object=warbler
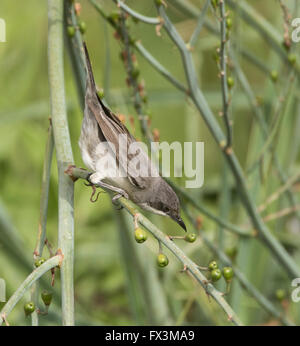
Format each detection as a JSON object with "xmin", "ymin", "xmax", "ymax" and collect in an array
[{"xmin": 79, "ymin": 43, "xmax": 186, "ymax": 231}]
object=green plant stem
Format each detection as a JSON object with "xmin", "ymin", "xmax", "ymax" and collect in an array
[
  {"xmin": 67, "ymin": 166, "xmax": 243, "ymax": 326},
  {"xmin": 114, "ymin": 0, "xmax": 161, "ymax": 25},
  {"xmin": 48, "ymin": 0, "xmax": 75, "ymax": 325},
  {"xmin": 34, "ymin": 122, "xmax": 54, "ymax": 258},
  {"xmin": 119, "ymin": 12, "xmax": 153, "ymax": 142},
  {"xmin": 219, "ymin": 0, "xmax": 232, "ymax": 148},
  {"xmin": 189, "ymin": 0, "xmax": 210, "ymax": 47},
  {"xmin": 0, "ymin": 255, "xmax": 62, "ymax": 326},
  {"xmin": 64, "ymin": 1, "xmax": 86, "ymax": 109},
  {"xmin": 31, "ymin": 121, "xmax": 54, "ymax": 326}
]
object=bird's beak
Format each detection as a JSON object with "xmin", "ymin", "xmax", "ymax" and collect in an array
[{"xmin": 174, "ymin": 217, "xmax": 187, "ymax": 232}]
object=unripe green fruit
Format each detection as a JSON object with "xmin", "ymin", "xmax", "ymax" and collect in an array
[
  {"xmin": 24, "ymin": 302, "xmax": 35, "ymax": 316},
  {"xmin": 157, "ymin": 254, "xmax": 169, "ymax": 267},
  {"xmin": 225, "ymin": 246, "xmax": 237, "ymax": 260},
  {"xmin": 222, "ymin": 266, "xmax": 234, "ymax": 282},
  {"xmin": 97, "ymin": 90, "xmax": 104, "ymax": 99},
  {"xmin": 134, "ymin": 228, "xmax": 147, "ymax": 243},
  {"xmin": 208, "ymin": 260, "xmax": 218, "ymax": 271},
  {"xmin": 35, "ymin": 258, "xmax": 45, "ymax": 268},
  {"xmin": 226, "ymin": 18, "xmax": 233, "ymax": 30},
  {"xmin": 211, "ymin": 268, "xmax": 222, "ymax": 282},
  {"xmin": 184, "ymin": 233, "xmax": 197, "ymax": 243},
  {"xmin": 275, "ymin": 288, "xmax": 286, "ymax": 302},
  {"xmin": 227, "ymin": 76, "xmax": 234, "ymax": 89},
  {"xmin": 108, "ymin": 12, "xmax": 120, "ymax": 25},
  {"xmin": 67, "ymin": 26, "xmax": 75, "ymax": 37},
  {"xmin": 270, "ymin": 70, "xmax": 278, "ymax": 83},
  {"xmin": 79, "ymin": 21, "xmax": 87, "ymax": 34},
  {"xmin": 288, "ymin": 54, "xmax": 297, "ymax": 65},
  {"xmin": 41, "ymin": 290, "xmax": 53, "ymax": 306},
  {"xmin": 131, "ymin": 67, "xmax": 140, "ymax": 79}
]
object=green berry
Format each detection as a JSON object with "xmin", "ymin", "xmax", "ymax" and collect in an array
[
  {"xmin": 157, "ymin": 254, "xmax": 169, "ymax": 267},
  {"xmin": 24, "ymin": 302, "xmax": 35, "ymax": 316},
  {"xmin": 184, "ymin": 233, "xmax": 197, "ymax": 243},
  {"xmin": 275, "ymin": 288, "xmax": 286, "ymax": 302},
  {"xmin": 208, "ymin": 260, "xmax": 218, "ymax": 271},
  {"xmin": 79, "ymin": 21, "xmax": 87, "ymax": 34},
  {"xmin": 225, "ymin": 246, "xmax": 237, "ymax": 260},
  {"xmin": 35, "ymin": 258, "xmax": 46, "ymax": 268},
  {"xmin": 129, "ymin": 36, "xmax": 137, "ymax": 46},
  {"xmin": 134, "ymin": 228, "xmax": 147, "ymax": 243},
  {"xmin": 97, "ymin": 89, "xmax": 104, "ymax": 99},
  {"xmin": 226, "ymin": 18, "xmax": 233, "ymax": 30},
  {"xmin": 212, "ymin": 50, "xmax": 220, "ymax": 63},
  {"xmin": 131, "ymin": 67, "xmax": 140, "ymax": 79},
  {"xmin": 155, "ymin": 0, "xmax": 163, "ymax": 5},
  {"xmin": 227, "ymin": 76, "xmax": 234, "ymax": 89},
  {"xmin": 270, "ymin": 70, "xmax": 278, "ymax": 83},
  {"xmin": 67, "ymin": 26, "xmax": 75, "ymax": 38},
  {"xmin": 222, "ymin": 266, "xmax": 234, "ymax": 282},
  {"xmin": 41, "ymin": 290, "xmax": 53, "ymax": 306},
  {"xmin": 108, "ymin": 12, "xmax": 120, "ymax": 25},
  {"xmin": 288, "ymin": 54, "xmax": 297, "ymax": 65},
  {"xmin": 211, "ymin": 268, "xmax": 222, "ymax": 282}
]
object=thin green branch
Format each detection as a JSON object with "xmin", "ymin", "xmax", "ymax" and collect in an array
[
  {"xmin": 34, "ymin": 121, "xmax": 54, "ymax": 259},
  {"xmin": 64, "ymin": 0, "xmax": 86, "ymax": 109},
  {"xmin": 0, "ymin": 255, "xmax": 62, "ymax": 326},
  {"xmin": 48, "ymin": 0, "xmax": 75, "ymax": 326},
  {"xmin": 119, "ymin": 12, "xmax": 153, "ymax": 142},
  {"xmin": 66, "ymin": 166, "xmax": 244, "ymax": 326},
  {"xmin": 219, "ymin": 0, "xmax": 232, "ymax": 148},
  {"xmin": 31, "ymin": 121, "xmax": 54, "ymax": 326},
  {"xmin": 114, "ymin": 0, "xmax": 161, "ymax": 25},
  {"xmin": 189, "ymin": 0, "xmax": 210, "ymax": 47}
]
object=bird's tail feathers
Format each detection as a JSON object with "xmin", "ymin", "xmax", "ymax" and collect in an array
[{"xmin": 83, "ymin": 41, "xmax": 97, "ymax": 93}]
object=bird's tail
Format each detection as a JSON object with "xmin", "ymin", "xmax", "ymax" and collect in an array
[{"xmin": 83, "ymin": 41, "xmax": 97, "ymax": 92}]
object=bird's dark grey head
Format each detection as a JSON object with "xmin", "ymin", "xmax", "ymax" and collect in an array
[{"xmin": 149, "ymin": 179, "xmax": 186, "ymax": 231}]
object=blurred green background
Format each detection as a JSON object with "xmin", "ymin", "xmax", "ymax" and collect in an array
[{"xmin": 0, "ymin": 0, "xmax": 299, "ymax": 325}]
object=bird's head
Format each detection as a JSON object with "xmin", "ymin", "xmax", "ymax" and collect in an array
[{"xmin": 149, "ymin": 180, "xmax": 186, "ymax": 232}]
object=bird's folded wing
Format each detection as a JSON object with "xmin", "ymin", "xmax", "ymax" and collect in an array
[{"xmin": 86, "ymin": 96, "xmax": 157, "ymax": 189}]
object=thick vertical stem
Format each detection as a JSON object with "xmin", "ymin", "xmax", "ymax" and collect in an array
[{"xmin": 48, "ymin": 0, "xmax": 75, "ymax": 325}]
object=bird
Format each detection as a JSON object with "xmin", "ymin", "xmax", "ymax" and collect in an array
[{"xmin": 79, "ymin": 42, "xmax": 186, "ymax": 231}]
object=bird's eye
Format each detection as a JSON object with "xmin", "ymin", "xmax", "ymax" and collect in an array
[{"xmin": 164, "ymin": 206, "xmax": 170, "ymax": 213}]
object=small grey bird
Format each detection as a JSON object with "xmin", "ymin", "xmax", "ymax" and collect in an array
[{"xmin": 79, "ymin": 43, "xmax": 186, "ymax": 231}]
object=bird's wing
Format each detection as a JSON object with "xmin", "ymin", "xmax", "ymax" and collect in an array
[{"xmin": 83, "ymin": 42, "xmax": 155, "ymax": 189}]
